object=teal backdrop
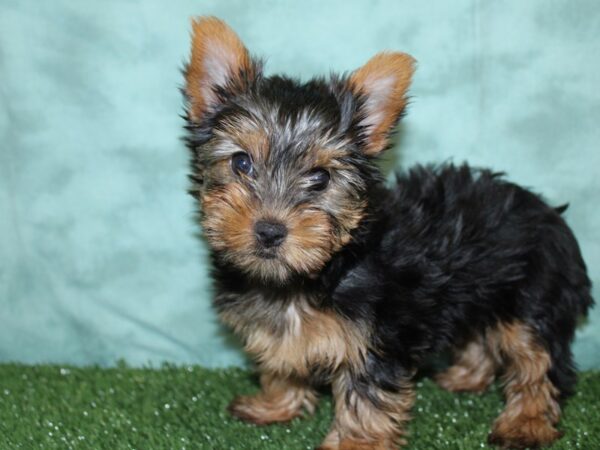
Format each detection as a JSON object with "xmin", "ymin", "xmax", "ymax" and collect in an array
[{"xmin": 1, "ymin": 0, "xmax": 599, "ymax": 368}]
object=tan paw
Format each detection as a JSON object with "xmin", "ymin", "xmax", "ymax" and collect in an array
[
  {"xmin": 228, "ymin": 395, "xmax": 302, "ymax": 425},
  {"xmin": 339, "ymin": 437, "xmax": 402, "ymax": 450},
  {"xmin": 488, "ymin": 416, "xmax": 563, "ymax": 449},
  {"xmin": 317, "ymin": 438, "xmax": 403, "ymax": 450}
]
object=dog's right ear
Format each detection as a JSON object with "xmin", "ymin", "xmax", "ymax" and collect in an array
[{"xmin": 185, "ymin": 17, "xmax": 259, "ymax": 123}]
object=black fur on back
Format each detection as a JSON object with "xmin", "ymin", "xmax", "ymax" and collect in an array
[{"xmin": 320, "ymin": 163, "xmax": 593, "ymax": 397}]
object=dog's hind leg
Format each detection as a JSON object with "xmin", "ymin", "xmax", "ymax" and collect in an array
[
  {"xmin": 436, "ymin": 333, "xmax": 498, "ymax": 393},
  {"xmin": 487, "ymin": 321, "xmax": 562, "ymax": 449}
]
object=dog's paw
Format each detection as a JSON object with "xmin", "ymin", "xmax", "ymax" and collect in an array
[
  {"xmin": 227, "ymin": 394, "xmax": 303, "ymax": 425},
  {"xmin": 488, "ymin": 417, "xmax": 563, "ymax": 449}
]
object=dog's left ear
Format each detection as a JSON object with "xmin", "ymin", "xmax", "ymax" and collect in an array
[
  {"xmin": 349, "ymin": 52, "xmax": 416, "ymax": 155},
  {"xmin": 185, "ymin": 17, "xmax": 259, "ymax": 123}
]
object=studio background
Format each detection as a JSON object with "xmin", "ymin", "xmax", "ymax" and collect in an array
[{"xmin": 1, "ymin": 0, "xmax": 599, "ymax": 369}]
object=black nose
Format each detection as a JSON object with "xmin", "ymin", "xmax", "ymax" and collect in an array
[{"xmin": 254, "ymin": 220, "xmax": 288, "ymax": 248}]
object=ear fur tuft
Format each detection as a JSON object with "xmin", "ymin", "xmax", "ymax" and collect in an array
[
  {"xmin": 185, "ymin": 17, "xmax": 258, "ymax": 122},
  {"xmin": 349, "ymin": 52, "xmax": 416, "ymax": 155}
]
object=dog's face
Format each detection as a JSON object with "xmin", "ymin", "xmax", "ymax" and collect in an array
[{"xmin": 184, "ymin": 17, "xmax": 414, "ymax": 283}]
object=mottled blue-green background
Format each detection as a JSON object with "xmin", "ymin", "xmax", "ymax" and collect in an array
[{"xmin": 1, "ymin": 0, "xmax": 598, "ymax": 368}]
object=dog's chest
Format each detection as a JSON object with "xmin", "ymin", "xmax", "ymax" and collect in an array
[{"xmin": 221, "ymin": 296, "xmax": 367, "ymax": 378}]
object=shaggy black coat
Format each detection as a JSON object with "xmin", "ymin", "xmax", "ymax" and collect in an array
[{"xmin": 320, "ymin": 164, "xmax": 593, "ymax": 398}]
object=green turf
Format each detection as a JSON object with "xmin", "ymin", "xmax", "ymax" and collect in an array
[{"xmin": 0, "ymin": 364, "xmax": 598, "ymax": 449}]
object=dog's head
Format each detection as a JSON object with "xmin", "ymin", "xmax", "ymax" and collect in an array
[{"xmin": 184, "ymin": 17, "xmax": 415, "ymax": 283}]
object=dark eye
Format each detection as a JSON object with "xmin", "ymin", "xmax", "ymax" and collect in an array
[
  {"xmin": 307, "ymin": 169, "xmax": 330, "ymax": 191},
  {"xmin": 231, "ymin": 152, "xmax": 252, "ymax": 175}
]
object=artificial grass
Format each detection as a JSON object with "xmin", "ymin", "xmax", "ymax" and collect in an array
[{"xmin": 0, "ymin": 364, "xmax": 598, "ymax": 449}]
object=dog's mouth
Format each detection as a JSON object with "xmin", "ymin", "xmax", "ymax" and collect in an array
[{"xmin": 255, "ymin": 247, "xmax": 278, "ymax": 260}]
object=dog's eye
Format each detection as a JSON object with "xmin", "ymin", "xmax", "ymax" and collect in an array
[
  {"xmin": 231, "ymin": 152, "xmax": 253, "ymax": 176},
  {"xmin": 307, "ymin": 169, "xmax": 330, "ymax": 191}
]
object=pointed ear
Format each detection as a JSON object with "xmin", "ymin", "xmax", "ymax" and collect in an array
[
  {"xmin": 349, "ymin": 52, "xmax": 416, "ymax": 155},
  {"xmin": 185, "ymin": 17, "xmax": 259, "ymax": 123}
]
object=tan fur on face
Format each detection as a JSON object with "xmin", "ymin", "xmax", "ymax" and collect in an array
[
  {"xmin": 222, "ymin": 295, "xmax": 368, "ymax": 378},
  {"xmin": 350, "ymin": 52, "xmax": 416, "ymax": 155},
  {"xmin": 185, "ymin": 17, "xmax": 257, "ymax": 122},
  {"xmin": 331, "ymin": 198, "xmax": 366, "ymax": 247},
  {"xmin": 201, "ymin": 183, "xmax": 255, "ymax": 256},
  {"xmin": 201, "ymin": 183, "xmax": 351, "ymax": 282},
  {"xmin": 305, "ymin": 143, "xmax": 367, "ymax": 248},
  {"xmin": 319, "ymin": 371, "xmax": 414, "ymax": 450},
  {"xmin": 436, "ymin": 334, "xmax": 498, "ymax": 393},
  {"xmin": 215, "ymin": 116, "xmax": 270, "ymax": 162},
  {"xmin": 229, "ymin": 372, "xmax": 318, "ymax": 424},
  {"xmin": 202, "ymin": 183, "xmax": 333, "ymax": 281},
  {"xmin": 487, "ymin": 322, "xmax": 562, "ymax": 449},
  {"xmin": 312, "ymin": 146, "xmax": 354, "ymax": 170},
  {"xmin": 283, "ymin": 207, "xmax": 336, "ymax": 275}
]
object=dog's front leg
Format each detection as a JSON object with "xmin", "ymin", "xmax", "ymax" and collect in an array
[
  {"xmin": 229, "ymin": 371, "xmax": 318, "ymax": 425},
  {"xmin": 318, "ymin": 370, "xmax": 414, "ymax": 450}
]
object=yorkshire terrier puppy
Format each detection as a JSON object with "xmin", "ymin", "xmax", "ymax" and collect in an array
[{"xmin": 183, "ymin": 17, "xmax": 593, "ymax": 449}]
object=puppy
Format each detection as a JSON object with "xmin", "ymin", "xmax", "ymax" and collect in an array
[{"xmin": 183, "ymin": 17, "xmax": 593, "ymax": 449}]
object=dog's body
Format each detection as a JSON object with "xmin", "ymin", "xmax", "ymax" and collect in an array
[{"xmin": 183, "ymin": 17, "xmax": 593, "ymax": 449}]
